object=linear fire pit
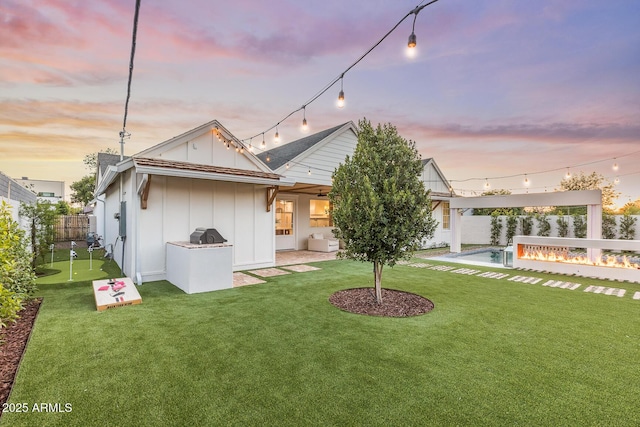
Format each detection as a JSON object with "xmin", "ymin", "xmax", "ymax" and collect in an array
[{"xmin": 513, "ymin": 236, "xmax": 640, "ymax": 283}]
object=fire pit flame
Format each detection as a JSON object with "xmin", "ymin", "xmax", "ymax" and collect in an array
[{"xmin": 521, "ymin": 250, "xmax": 640, "ymax": 270}]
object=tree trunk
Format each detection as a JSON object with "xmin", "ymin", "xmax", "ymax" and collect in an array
[{"xmin": 373, "ymin": 260, "xmax": 383, "ymax": 304}]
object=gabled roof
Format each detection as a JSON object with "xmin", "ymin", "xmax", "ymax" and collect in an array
[
  {"xmin": 133, "ymin": 119, "xmax": 273, "ymax": 174},
  {"xmin": 257, "ymin": 122, "xmax": 353, "ymax": 170},
  {"xmin": 421, "ymin": 158, "xmax": 455, "ymax": 198}
]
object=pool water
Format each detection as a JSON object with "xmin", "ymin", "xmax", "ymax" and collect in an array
[{"xmin": 453, "ymin": 249, "xmax": 503, "ymax": 264}]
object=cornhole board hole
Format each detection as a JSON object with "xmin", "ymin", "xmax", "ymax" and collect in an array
[{"xmin": 93, "ymin": 277, "xmax": 142, "ymax": 311}]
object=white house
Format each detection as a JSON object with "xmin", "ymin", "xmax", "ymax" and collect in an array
[
  {"xmin": 95, "ymin": 120, "xmax": 455, "ymax": 285},
  {"xmin": 420, "ymin": 158, "xmax": 455, "ymax": 248}
]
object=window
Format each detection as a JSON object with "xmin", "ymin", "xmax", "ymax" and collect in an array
[
  {"xmin": 309, "ymin": 199, "xmax": 333, "ymax": 227},
  {"xmin": 442, "ymin": 201, "xmax": 450, "ymax": 230}
]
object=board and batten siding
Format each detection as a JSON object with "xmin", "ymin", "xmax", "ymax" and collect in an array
[
  {"xmin": 136, "ymin": 175, "xmax": 275, "ymax": 282},
  {"xmin": 156, "ymin": 131, "xmax": 264, "ymax": 171},
  {"xmin": 422, "ymin": 162, "xmax": 449, "ymax": 194},
  {"xmin": 281, "ymin": 131, "xmax": 357, "ymax": 185}
]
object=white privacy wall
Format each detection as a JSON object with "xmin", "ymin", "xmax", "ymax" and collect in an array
[{"xmin": 461, "ymin": 215, "xmax": 640, "ymax": 245}]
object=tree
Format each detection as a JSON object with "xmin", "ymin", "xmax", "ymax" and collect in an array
[
  {"xmin": 56, "ymin": 200, "xmax": 71, "ymax": 215},
  {"xmin": 19, "ymin": 201, "xmax": 59, "ymax": 269},
  {"xmin": 71, "ymin": 148, "xmax": 118, "ymax": 207},
  {"xmin": 557, "ymin": 171, "xmax": 620, "ymax": 212},
  {"xmin": 329, "ymin": 119, "xmax": 437, "ymax": 304},
  {"xmin": 70, "ymin": 175, "xmax": 96, "ymax": 206},
  {"xmin": 472, "ymin": 189, "xmax": 523, "ymax": 216},
  {"xmin": 619, "ymin": 198, "xmax": 640, "ymax": 215},
  {"xmin": 619, "ymin": 214, "xmax": 637, "ymax": 240},
  {"xmin": 83, "ymin": 148, "xmax": 118, "ymax": 172}
]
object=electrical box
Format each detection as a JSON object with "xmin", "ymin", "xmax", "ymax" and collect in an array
[{"xmin": 119, "ymin": 201, "xmax": 127, "ymax": 238}]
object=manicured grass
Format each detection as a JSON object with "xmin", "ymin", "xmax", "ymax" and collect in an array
[{"xmin": 2, "ymin": 257, "xmax": 639, "ymax": 426}]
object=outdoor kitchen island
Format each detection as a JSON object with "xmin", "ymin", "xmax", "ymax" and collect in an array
[{"xmin": 166, "ymin": 242, "xmax": 233, "ymax": 294}]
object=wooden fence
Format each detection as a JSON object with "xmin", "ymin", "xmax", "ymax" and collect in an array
[{"xmin": 54, "ymin": 215, "xmax": 91, "ymax": 242}]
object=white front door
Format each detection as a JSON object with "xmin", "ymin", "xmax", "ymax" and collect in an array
[{"xmin": 275, "ymin": 199, "xmax": 296, "ymax": 250}]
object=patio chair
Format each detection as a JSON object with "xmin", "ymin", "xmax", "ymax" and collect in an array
[{"xmin": 308, "ymin": 233, "xmax": 339, "ymax": 252}]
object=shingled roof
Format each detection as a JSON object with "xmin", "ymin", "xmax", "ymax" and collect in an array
[
  {"xmin": 257, "ymin": 123, "xmax": 350, "ymax": 170},
  {"xmin": 133, "ymin": 157, "xmax": 282, "ymax": 180}
]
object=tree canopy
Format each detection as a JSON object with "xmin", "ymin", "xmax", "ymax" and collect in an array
[
  {"xmin": 70, "ymin": 175, "xmax": 96, "ymax": 206},
  {"xmin": 556, "ymin": 171, "xmax": 619, "ymax": 212},
  {"xmin": 329, "ymin": 119, "xmax": 437, "ymax": 304}
]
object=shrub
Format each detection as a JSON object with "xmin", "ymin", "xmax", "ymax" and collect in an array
[
  {"xmin": 0, "ymin": 201, "xmax": 37, "ymax": 298},
  {"xmin": 0, "ymin": 284, "xmax": 23, "ymax": 329},
  {"xmin": 490, "ymin": 212, "xmax": 503, "ymax": 245},
  {"xmin": 619, "ymin": 214, "xmax": 637, "ymax": 240},
  {"xmin": 573, "ymin": 214, "xmax": 587, "ymax": 238},
  {"xmin": 505, "ymin": 213, "xmax": 518, "ymax": 244},
  {"xmin": 556, "ymin": 215, "xmax": 569, "ymax": 238},
  {"xmin": 602, "ymin": 214, "xmax": 617, "ymax": 239},
  {"xmin": 536, "ymin": 213, "xmax": 551, "ymax": 237},
  {"xmin": 520, "ymin": 215, "xmax": 533, "ymax": 236}
]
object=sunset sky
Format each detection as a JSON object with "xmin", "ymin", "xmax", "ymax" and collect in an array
[{"xmin": 1, "ymin": 0, "xmax": 638, "ymax": 207}]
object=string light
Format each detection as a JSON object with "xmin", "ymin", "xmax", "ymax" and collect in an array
[
  {"xmin": 524, "ymin": 174, "xmax": 530, "ymax": 186},
  {"xmin": 484, "ymin": 179, "xmax": 490, "ymax": 190},
  {"xmin": 337, "ymin": 75, "xmax": 345, "ymax": 109},
  {"xmin": 274, "ymin": 126, "xmax": 280, "ymax": 143},
  {"xmin": 261, "ymin": 133, "xmax": 266, "ymax": 149},
  {"xmin": 613, "ymin": 160, "xmax": 619, "ymax": 171},
  {"xmin": 301, "ymin": 107, "xmax": 308, "ymax": 131},
  {"xmin": 564, "ymin": 168, "xmax": 571, "ymax": 180},
  {"xmin": 241, "ymin": 0, "xmax": 442, "ymax": 144}
]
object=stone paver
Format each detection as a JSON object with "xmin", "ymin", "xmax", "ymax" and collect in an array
[
  {"xmin": 633, "ymin": 291, "xmax": 640, "ymax": 300},
  {"xmin": 508, "ymin": 276, "xmax": 543, "ymax": 284},
  {"xmin": 478, "ymin": 272, "xmax": 510, "ymax": 279},
  {"xmin": 249, "ymin": 268, "xmax": 291, "ymax": 278},
  {"xmin": 542, "ymin": 280, "xmax": 581, "ymax": 290},
  {"xmin": 281, "ymin": 264, "xmax": 321, "ymax": 273},
  {"xmin": 584, "ymin": 285, "xmax": 626, "ymax": 297},
  {"xmin": 429, "ymin": 265, "xmax": 456, "ymax": 272},
  {"xmin": 451, "ymin": 268, "xmax": 481, "ymax": 275},
  {"xmin": 233, "ymin": 272, "xmax": 266, "ymax": 287}
]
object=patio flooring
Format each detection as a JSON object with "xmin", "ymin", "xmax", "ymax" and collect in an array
[{"xmin": 275, "ymin": 250, "xmax": 338, "ymax": 266}]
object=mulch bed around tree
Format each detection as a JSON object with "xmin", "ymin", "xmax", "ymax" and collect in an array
[
  {"xmin": 0, "ymin": 298, "xmax": 42, "ymax": 412},
  {"xmin": 329, "ymin": 288, "xmax": 434, "ymax": 317}
]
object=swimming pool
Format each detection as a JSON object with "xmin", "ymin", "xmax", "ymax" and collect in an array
[{"xmin": 430, "ymin": 249, "xmax": 509, "ymax": 268}]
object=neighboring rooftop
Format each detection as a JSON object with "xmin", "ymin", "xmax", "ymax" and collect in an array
[
  {"xmin": 98, "ymin": 153, "xmax": 126, "ymax": 176},
  {"xmin": 0, "ymin": 171, "xmax": 37, "ymax": 204}
]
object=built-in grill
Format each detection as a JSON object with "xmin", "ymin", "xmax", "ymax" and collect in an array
[{"xmin": 190, "ymin": 228, "xmax": 227, "ymax": 245}]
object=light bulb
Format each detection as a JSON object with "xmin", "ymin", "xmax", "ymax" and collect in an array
[
  {"xmin": 302, "ymin": 117, "xmax": 308, "ymax": 130},
  {"xmin": 337, "ymin": 90, "xmax": 345, "ymax": 109},
  {"xmin": 407, "ymin": 32, "xmax": 417, "ymax": 48}
]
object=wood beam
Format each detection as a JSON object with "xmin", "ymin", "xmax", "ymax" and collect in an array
[
  {"xmin": 140, "ymin": 175, "xmax": 151, "ymax": 209},
  {"xmin": 266, "ymin": 186, "xmax": 279, "ymax": 212},
  {"xmin": 431, "ymin": 200, "xmax": 441, "ymax": 211}
]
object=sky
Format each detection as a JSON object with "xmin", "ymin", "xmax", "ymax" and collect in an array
[{"xmin": 1, "ymin": 0, "xmax": 639, "ymax": 208}]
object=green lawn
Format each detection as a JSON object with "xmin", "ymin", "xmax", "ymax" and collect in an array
[{"xmin": 2, "ymin": 251, "xmax": 639, "ymax": 426}]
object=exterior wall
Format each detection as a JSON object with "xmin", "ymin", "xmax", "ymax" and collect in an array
[
  {"xmin": 461, "ymin": 215, "xmax": 640, "ymax": 245},
  {"xmin": 422, "ymin": 203, "xmax": 451, "ymax": 248},
  {"xmin": 282, "ymin": 193, "xmax": 336, "ymax": 250},
  {"xmin": 158, "ymin": 132, "xmax": 261, "ymax": 171},
  {"xmin": 132, "ymin": 175, "xmax": 275, "ymax": 282},
  {"xmin": 1, "ymin": 172, "xmax": 37, "ymax": 204},
  {"xmin": 281, "ymin": 131, "xmax": 357, "ymax": 186},
  {"xmin": 15, "ymin": 178, "xmax": 64, "ymax": 200}
]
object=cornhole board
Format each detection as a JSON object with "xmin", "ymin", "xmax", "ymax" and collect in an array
[{"xmin": 92, "ymin": 277, "xmax": 142, "ymax": 311}]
